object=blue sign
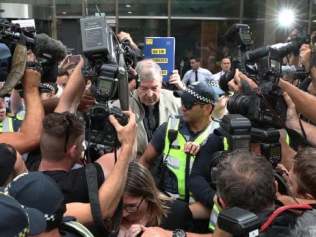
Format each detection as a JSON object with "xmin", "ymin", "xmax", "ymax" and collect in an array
[{"xmin": 144, "ymin": 37, "xmax": 175, "ymax": 81}]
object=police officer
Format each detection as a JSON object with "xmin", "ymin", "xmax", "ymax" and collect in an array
[
  {"xmin": 140, "ymin": 81, "xmax": 223, "ymax": 205},
  {"xmin": 0, "ymin": 97, "xmax": 22, "ymax": 132}
]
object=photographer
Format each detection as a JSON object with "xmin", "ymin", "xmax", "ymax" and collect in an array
[
  {"xmin": 37, "ymin": 55, "xmax": 136, "ymax": 208},
  {"xmin": 117, "ymin": 31, "xmax": 141, "ymax": 56}
]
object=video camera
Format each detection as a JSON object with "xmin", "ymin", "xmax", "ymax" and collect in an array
[
  {"xmin": 220, "ymin": 24, "xmax": 309, "ymax": 129},
  {"xmin": 219, "ymin": 24, "xmax": 309, "ymax": 90},
  {"xmin": 211, "ymin": 114, "xmax": 288, "ymax": 194},
  {"xmin": 217, "ymin": 114, "xmax": 282, "ymax": 168},
  {"xmin": 0, "ymin": 19, "xmax": 67, "ymax": 96},
  {"xmin": 80, "ymin": 16, "xmax": 131, "ymax": 148}
]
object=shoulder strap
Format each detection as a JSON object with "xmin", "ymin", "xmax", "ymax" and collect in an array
[
  {"xmin": 260, "ymin": 204, "xmax": 313, "ymax": 232},
  {"xmin": 85, "ymin": 163, "xmax": 109, "ymax": 236},
  {"xmin": 85, "ymin": 163, "xmax": 123, "ymax": 237}
]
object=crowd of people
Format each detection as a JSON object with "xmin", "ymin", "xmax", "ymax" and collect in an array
[{"xmin": 0, "ymin": 18, "xmax": 316, "ymax": 237}]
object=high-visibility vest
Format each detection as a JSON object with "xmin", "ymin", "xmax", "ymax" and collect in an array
[
  {"xmin": 162, "ymin": 117, "xmax": 216, "ymax": 202},
  {"xmin": 0, "ymin": 117, "xmax": 21, "ymax": 132}
]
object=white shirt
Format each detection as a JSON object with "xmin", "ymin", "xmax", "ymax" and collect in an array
[
  {"xmin": 213, "ymin": 70, "xmax": 225, "ymax": 83},
  {"xmin": 182, "ymin": 67, "xmax": 214, "ymax": 86}
]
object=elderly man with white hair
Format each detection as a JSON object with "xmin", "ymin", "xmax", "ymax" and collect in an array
[{"xmin": 131, "ymin": 59, "xmax": 181, "ymax": 157}]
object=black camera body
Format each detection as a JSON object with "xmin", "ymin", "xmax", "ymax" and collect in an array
[
  {"xmin": 0, "ymin": 20, "xmax": 65, "ymax": 84},
  {"xmin": 219, "ymin": 114, "xmax": 281, "ymax": 166},
  {"xmin": 219, "ymin": 24, "xmax": 309, "ymax": 94},
  {"xmin": 211, "ymin": 114, "xmax": 284, "ymax": 194},
  {"xmin": 212, "ymin": 114, "xmax": 281, "ymax": 173},
  {"xmin": 227, "ymin": 80, "xmax": 287, "ymax": 129},
  {"xmin": 85, "ymin": 105, "xmax": 128, "ymax": 147},
  {"xmin": 80, "ymin": 16, "xmax": 130, "ymax": 148},
  {"xmin": 218, "ymin": 207, "xmax": 260, "ymax": 237},
  {"xmin": 221, "ymin": 24, "xmax": 310, "ymax": 129}
]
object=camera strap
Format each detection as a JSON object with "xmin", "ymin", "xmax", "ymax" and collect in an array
[
  {"xmin": 85, "ymin": 163, "xmax": 109, "ymax": 236},
  {"xmin": 85, "ymin": 164, "xmax": 123, "ymax": 237},
  {"xmin": 260, "ymin": 204, "xmax": 312, "ymax": 232}
]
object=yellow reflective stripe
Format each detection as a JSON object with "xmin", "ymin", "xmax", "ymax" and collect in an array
[
  {"xmin": 0, "ymin": 117, "xmax": 14, "ymax": 132},
  {"xmin": 209, "ymin": 202, "xmax": 222, "ymax": 230},
  {"xmin": 165, "ymin": 133, "xmax": 187, "ymax": 200},
  {"xmin": 209, "ymin": 225, "xmax": 215, "ymax": 231},
  {"xmin": 286, "ymin": 133, "xmax": 290, "ymax": 145},
  {"xmin": 8, "ymin": 117, "xmax": 14, "ymax": 132},
  {"xmin": 223, "ymin": 137, "xmax": 229, "ymax": 151},
  {"xmin": 16, "ymin": 114, "xmax": 24, "ymax": 120}
]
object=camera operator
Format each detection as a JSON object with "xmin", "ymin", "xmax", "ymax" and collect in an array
[
  {"xmin": 37, "ymin": 56, "xmax": 137, "ymax": 207},
  {"xmin": 117, "ymin": 31, "xmax": 141, "ymax": 55}
]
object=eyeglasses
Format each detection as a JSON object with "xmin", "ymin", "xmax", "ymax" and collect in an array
[{"xmin": 123, "ymin": 198, "xmax": 144, "ymax": 213}]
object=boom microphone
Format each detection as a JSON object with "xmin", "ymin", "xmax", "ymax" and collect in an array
[
  {"xmin": 34, "ymin": 33, "xmax": 67, "ymax": 62},
  {"xmin": 34, "ymin": 34, "xmax": 67, "ymax": 83}
]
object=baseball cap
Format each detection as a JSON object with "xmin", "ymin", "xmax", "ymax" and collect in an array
[
  {"xmin": 174, "ymin": 81, "xmax": 225, "ymax": 105},
  {"xmin": 0, "ymin": 143, "xmax": 17, "ymax": 186},
  {"xmin": 5, "ymin": 172, "xmax": 66, "ymax": 231},
  {"xmin": 0, "ymin": 192, "xmax": 46, "ymax": 236}
]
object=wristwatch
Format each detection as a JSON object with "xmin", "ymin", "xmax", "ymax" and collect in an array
[{"xmin": 172, "ymin": 229, "xmax": 187, "ymax": 237}]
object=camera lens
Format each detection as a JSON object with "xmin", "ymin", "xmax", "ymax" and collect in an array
[{"xmin": 227, "ymin": 94, "xmax": 251, "ymax": 116}]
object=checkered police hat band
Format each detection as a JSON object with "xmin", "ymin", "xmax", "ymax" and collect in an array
[{"xmin": 185, "ymin": 88, "xmax": 212, "ymax": 104}]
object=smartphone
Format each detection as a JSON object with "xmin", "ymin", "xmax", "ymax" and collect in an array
[
  {"xmin": 67, "ymin": 55, "xmax": 81, "ymax": 65},
  {"xmin": 60, "ymin": 55, "xmax": 81, "ymax": 71}
]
